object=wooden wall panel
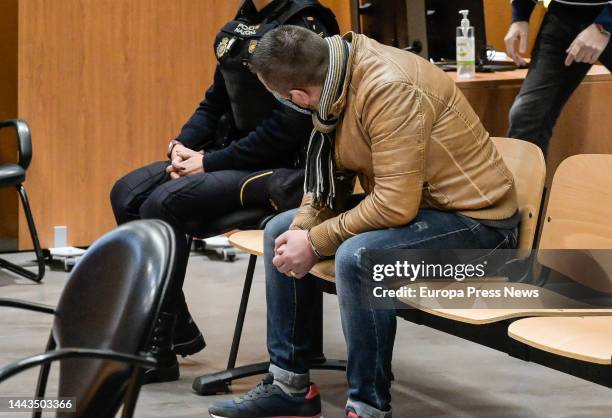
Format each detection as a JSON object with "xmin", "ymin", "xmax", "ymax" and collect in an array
[
  {"xmin": 457, "ymin": 68, "xmax": 612, "ymax": 185},
  {"xmin": 0, "ymin": 0, "xmax": 18, "ymax": 243},
  {"xmin": 17, "ymin": 0, "xmax": 241, "ymax": 248},
  {"xmin": 547, "ymin": 78, "xmax": 612, "ymax": 183},
  {"xmin": 15, "ymin": 0, "xmax": 350, "ymax": 249},
  {"xmin": 321, "ymin": 0, "xmax": 353, "ymax": 33},
  {"xmin": 11, "ymin": 0, "xmax": 603, "ymax": 249}
]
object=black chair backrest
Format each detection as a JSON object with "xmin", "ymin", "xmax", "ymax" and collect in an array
[
  {"xmin": 52, "ymin": 220, "xmax": 176, "ymax": 417},
  {"xmin": 0, "ymin": 119, "xmax": 32, "ymax": 170}
]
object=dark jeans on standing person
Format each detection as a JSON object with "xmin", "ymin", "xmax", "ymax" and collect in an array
[
  {"xmin": 264, "ymin": 208, "xmax": 518, "ymax": 418},
  {"xmin": 110, "ymin": 160, "xmax": 253, "ymax": 312},
  {"xmin": 508, "ymin": 7, "xmax": 612, "ymax": 156}
]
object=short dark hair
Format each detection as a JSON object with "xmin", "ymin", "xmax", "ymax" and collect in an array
[{"xmin": 251, "ymin": 25, "xmax": 328, "ymax": 95}]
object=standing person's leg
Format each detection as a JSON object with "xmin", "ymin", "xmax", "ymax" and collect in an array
[
  {"xmin": 508, "ymin": 13, "xmax": 594, "ymax": 156},
  {"xmin": 334, "ymin": 209, "xmax": 517, "ymax": 418}
]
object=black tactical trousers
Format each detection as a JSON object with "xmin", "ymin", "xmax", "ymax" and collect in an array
[{"xmin": 110, "ymin": 161, "xmax": 254, "ymax": 313}]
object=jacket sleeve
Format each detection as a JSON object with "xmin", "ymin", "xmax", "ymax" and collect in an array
[
  {"xmin": 594, "ymin": 4, "xmax": 612, "ymax": 32},
  {"xmin": 512, "ymin": 0, "xmax": 537, "ymax": 23},
  {"xmin": 201, "ymin": 11, "xmax": 338, "ymax": 172},
  {"xmin": 290, "ymin": 193, "xmax": 338, "ymax": 231},
  {"xmin": 202, "ymin": 105, "xmax": 312, "ymax": 171},
  {"xmin": 308, "ymin": 82, "xmax": 432, "ymax": 257},
  {"xmin": 176, "ymin": 66, "xmax": 230, "ymax": 150}
]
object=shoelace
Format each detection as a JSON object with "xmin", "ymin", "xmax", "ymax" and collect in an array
[{"xmin": 237, "ymin": 375, "xmax": 279, "ymax": 402}]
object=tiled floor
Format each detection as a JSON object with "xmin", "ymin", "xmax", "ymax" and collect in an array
[{"xmin": 1, "ymin": 250, "xmax": 611, "ymax": 418}]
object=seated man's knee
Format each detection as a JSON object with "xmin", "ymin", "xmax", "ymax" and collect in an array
[
  {"xmin": 264, "ymin": 210, "xmax": 296, "ymax": 248},
  {"xmin": 110, "ymin": 179, "xmax": 136, "ymax": 224},
  {"xmin": 335, "ymin": 238, "xmax": 366, "ymax": 284},
  {"xmin": 110, "ymin": 162, "xmax": 169, "ymax": 224},
  {"xmin": 139, "ymin": 188, "xmax": 170, "ymax": 221}
]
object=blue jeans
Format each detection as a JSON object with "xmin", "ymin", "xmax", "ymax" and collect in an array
[{"xmin": 265, "ymin": 208, "xmax": 518, "ymax": 418}]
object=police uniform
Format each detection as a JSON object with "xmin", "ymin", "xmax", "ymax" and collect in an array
[
  {"xmin": 111, "ymin": 0, "xmax": 338, "ymax": 233},
  {"xmin": 109, "ymin": 0, "xmax": 339, "ymax": 378}
]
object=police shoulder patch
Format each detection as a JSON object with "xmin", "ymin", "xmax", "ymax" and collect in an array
[
  {"xmin": 217, "ymin": 37, "xmax": 229, "ymax": 58},
  {"xmin": 248, "ymin": 39, "xmax": 258, "ymax": 54}
]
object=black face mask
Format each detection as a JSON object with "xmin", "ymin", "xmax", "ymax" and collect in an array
[{"xmin": 273, "ymin": 93, "xmax": 313, "ymax": 115}]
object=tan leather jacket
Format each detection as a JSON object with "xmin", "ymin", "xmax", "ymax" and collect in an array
[{"xmin": 292, "ymin": 33, "xmax": 518, "ymax": 257}]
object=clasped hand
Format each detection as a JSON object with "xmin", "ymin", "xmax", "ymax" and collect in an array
[
  {"xmin": 166, "ymin": 144, "xmax": 204, "ymax": 179},
  {"xmin": 272, "ymin": 230, "xmax": 319, "ymax": 278}
]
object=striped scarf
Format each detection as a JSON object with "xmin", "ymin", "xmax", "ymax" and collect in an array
[{"xmin": 304, "ymin": 35, "xmax": 350, "ymax": 210}]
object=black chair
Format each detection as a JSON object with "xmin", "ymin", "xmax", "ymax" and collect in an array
[
  {"xmin": 0, "ymin": 219, "xmax": 177, "ymax": 418},
  {"xmin": 0, "ymin": 119, "xmax": 45, "ymax": 282},
  {"xmin": 188, "ymin": 208, "xmax": 275, "ymax": 260}
]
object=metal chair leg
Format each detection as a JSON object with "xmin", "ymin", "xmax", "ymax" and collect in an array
[
  {"xmin": 33, "ymin": 334, "xmax": 55, "ymax": 418},
  {"xmin": 227, "ymin": 254, "xmax": 258, "ymax": 370},
  {"xmin": 121, "ymin": 368, "xmax": 144, "ymax": 418},
  {"xmin": 309, "ymin": 290, "xmax": 326, "ymax": 363},
  {"xmin": 186, "ymin": 235, "xmax": 194, "ymax": 252},
  {"xmin": 309, "ymin": 289, "xmax": 347, "ymax": 371},
  {"xmin": 192, "ymin": 263, "xmax": 347, "ymax": 396},
  {"xmin": 0, "ymin": 185, "xmax": 45, "ymax": 282},
  {"xmin": 193, "ymin": 254, "xmax": 258, "ymax": 395}
]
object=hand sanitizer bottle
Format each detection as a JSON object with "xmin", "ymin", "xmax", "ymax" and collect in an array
[{"xmin": 456, "ymin": 9, "xmax": 475, "ymax": 79}]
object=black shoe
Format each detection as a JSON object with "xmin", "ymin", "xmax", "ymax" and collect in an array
[
  {"xmin": 143, "ymin": 311, "xmax": 180, "ymax": 384},
  {"xmin": 173, "ymin": 310, "xmax": 206, "ymax": 357},
  {"xmin": 208, "ymin": 374, "xmax": 321, "ymax": 418}
]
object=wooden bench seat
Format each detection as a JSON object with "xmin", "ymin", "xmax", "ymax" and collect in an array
[
  {"xmin": 397, "ymin": 281, "xmax": 612, "ymax": 325},
  {"xmin": 229, "ymin": 231, "xmax": 337, "ymax": 283},
  {"xmin": 224, "ymin": 146, "xmax": 612, "ymax": 388},
  {"xmin": 229, "ymin": 230, "xmax": 264, "ymax": 256},
  {"xmin": 508, "ymin": 316, "xmax": 612, "ymax": 365}
]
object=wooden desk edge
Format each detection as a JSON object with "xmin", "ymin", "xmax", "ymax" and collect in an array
[{"xmin": 449, "ymin": 65, "xmax": 612, "ymax": 89}]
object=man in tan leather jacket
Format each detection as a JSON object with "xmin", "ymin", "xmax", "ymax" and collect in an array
[{"xmin": 208, "ymin": 27, "xmax": 520, "ymax": 418}]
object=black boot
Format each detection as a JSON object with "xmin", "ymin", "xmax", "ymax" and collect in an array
[
  {"xmin": 143, "ymin": 311, "xmax": 180, "ymax": 384},
  {"xmin": 173, "ymin": 309, "xmax": 206, "ymax": 357}
]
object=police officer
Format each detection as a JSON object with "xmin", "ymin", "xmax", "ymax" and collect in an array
[{"xmin": 110, "ymin": 0, "xmax": 338, "ymax": 384}]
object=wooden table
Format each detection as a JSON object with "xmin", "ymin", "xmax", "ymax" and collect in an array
[{"xmin": 448, "ymin": 65, "xmax": 612, "ymax": 185}]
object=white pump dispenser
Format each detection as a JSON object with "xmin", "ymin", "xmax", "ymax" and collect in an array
[{"xmin": 456, "ymin": 9, "xmax": 475, "ymax": 79}]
